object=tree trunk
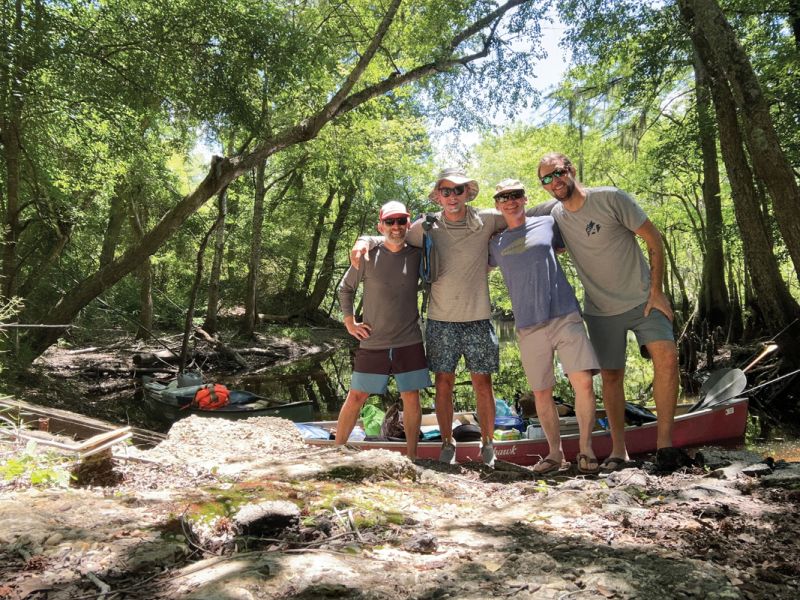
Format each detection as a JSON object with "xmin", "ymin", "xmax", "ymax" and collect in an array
[
  {"xmin": 301, "ymin": 186, "xmax": 336, "ymax": 294},
  {"xmin": 683, "ymin": 0, "xmax": 800, "ymax": 281},
  {"xmin": 693, "ymin": 51, "xmax": 729, "ymax": 330},
  {"xmin": 241, "ymin": 161, "xmax": 266, "ymax": 338},
  {"xmin": 679, "ymin": 0, "xmax": 800, "ymax": 334},
  {"xmin": 1, "ymin": 108, "xmax": 21, "ymax": 299},
  {"xmin": 179, "ymin": 211, "xmax": 225, "ymax": 372},
  {"xmin": 0, "ymin": 0, "xmax": 26, "ymax": 300},
  {"xmin": 663, "ymin": 233, "xmax": 690, "ymax": 326},
  {"xmin": 129, "ymin": 197, "xmax": 152, "ymax": 339},
  {"xmin": 203, "ymin": 186, "xmax": 228, "ymax": 335},
  {"xmin": 99, "ymin": 190, "xmax": 126, "ymax": 268},
  {"xmin": 791, "ymin": 0, "xmax": 800, "ymax": 51},
  {"xmin": 305, "ymin": 184, "xmax": 355, "ymax": 313}
]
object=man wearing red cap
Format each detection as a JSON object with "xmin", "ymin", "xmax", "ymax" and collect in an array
[{"xmin": 336, "ymin": 201, "xmax": 431, "ymax": 460}]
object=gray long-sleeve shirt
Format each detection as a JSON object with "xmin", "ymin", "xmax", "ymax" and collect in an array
[{"xmin": 338, "ymin": 243, "xmax": 423, "ymax": 349}]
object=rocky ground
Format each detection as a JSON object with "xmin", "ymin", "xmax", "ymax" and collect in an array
[{"xmin": 1, "ymin": 415, "xmax": 799, "ymax": 600}]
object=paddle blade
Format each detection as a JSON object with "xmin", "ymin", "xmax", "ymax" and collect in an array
[
  {"xmin": 689, "ymin": 369, "xmax": 747, "ymax": 412},
  {"xmin": 699, "ymin": 368, "xmax": 733, "ymax": 397}
]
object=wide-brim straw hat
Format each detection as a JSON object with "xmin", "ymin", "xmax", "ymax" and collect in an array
[{"xmin": 428, "ymin": 167, "xmax": 479, "ymax": 202}]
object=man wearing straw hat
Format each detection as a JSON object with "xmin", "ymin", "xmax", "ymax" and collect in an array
[{"xmin": 351, "ymin": 168, "xmax": 553, "ymax": 466}]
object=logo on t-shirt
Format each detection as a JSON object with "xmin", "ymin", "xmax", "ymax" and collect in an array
[{"xmin": 585, "ymin": 221, "xmax": 601, "ymax": 236}]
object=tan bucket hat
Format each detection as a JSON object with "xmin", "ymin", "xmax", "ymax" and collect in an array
[{"xmin": 428, "ymin": 167, "xmax": 479, "ymax": 202}]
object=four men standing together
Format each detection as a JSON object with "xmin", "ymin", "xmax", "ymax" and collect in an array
[{"xmin": 338, "ymin": 154, "xmax": 681, "ymax": 473}]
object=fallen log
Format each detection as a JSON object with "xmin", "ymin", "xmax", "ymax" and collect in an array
[
  {"xmin": 193, "ymin": 327, "xmax": 249, "ymax": 369},
  {"xmin": 0, "ymin": 396, "xmax": 165, "ymax": 448}
]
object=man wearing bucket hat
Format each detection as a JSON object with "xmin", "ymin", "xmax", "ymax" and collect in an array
[
  {"xmin": 336, "ymin": 201, "xmax": 432, "ymax": 460},
  {"xmin": 537, "ymin": 152, "xmax": 683, "ymax": 473},
  {"xmin": 351, "ymin": 168, "xmax": 554, "ymax": 466},
  {"xmin": 488, "ymin": 179, "xmax": 600, "ymax": 475}
]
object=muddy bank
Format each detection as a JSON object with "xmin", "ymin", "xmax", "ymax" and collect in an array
[{"xmin": 1, "ymin": 416, "xmax": 799, "ymax": 599}]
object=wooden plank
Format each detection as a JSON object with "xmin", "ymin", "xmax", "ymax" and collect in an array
[{"xmin": 0, "ymin": 396, "xmax": 165, "ymax": 448}]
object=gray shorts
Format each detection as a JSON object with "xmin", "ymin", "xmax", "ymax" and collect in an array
[
  {"xmin": 426, "ymin": 319, "xmax": 499, "ymax": 374},
  {"xmin": 517, "ymin": 312, "xmax": 599, "ymax": 391},
  {"xmin": 584, "ymin": 302, "xmax": 675, "ymax": 370}
]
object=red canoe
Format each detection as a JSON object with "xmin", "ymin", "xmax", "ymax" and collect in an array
[{"xmin": 303, "ymin": 397, "xmax": 749, "ymax": 466}]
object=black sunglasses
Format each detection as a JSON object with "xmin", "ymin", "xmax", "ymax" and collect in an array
[
  {"xmin": 539, "ymin": 168, "xmax": 569, "ymax": 185},
  {"xmin": 438, "ymin": 184, "xmax": 465, "ymax": 197},
  {"xmin": 382, "ymin": 216, "xmax": 408, "ymax": 226},
  {"xmin": 495, "ymin": 190, "xmax": 525, "ymax": 202}
]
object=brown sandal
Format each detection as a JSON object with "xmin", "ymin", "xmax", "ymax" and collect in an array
[
  {"xmin": 533, "ymin": 457, "xmax": 567, "ymax": 475},
  {"xmin": 577, "ymin": 454, "xmax": 600, "ymax": 475}
]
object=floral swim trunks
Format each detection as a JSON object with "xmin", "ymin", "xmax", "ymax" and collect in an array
[{"xmin": 425, "ymin": 319, "xmax": 499, "ymax": 374}]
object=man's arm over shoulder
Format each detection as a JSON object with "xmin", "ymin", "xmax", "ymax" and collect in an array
[
  {"xmin": 526, "ymin": 199, "xmax": 558, "ymax": 217},
  {"xmin": 405, "ymin": 216, "xmax": 425, "ymax": 247},
  {"xmin": 350, "ymin": 235, "xmax": 383, "ymax": 268},
  {"xmin": 479, "ymin": 208, "xmax": 509, "ymax": 234}
]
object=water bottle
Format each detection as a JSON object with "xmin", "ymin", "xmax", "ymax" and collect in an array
[
  {"xmin": 526, "ymin": 424, "xmax": 543, "ymax": 439},
  {"xmin": 349, "ymin": 426, "xmax": 366, "ymax": 441}
]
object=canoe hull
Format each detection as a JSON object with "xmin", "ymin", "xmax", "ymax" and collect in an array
[{"xmin": 304, "ymin": 397, "xmax": 749, "ymax": 466}]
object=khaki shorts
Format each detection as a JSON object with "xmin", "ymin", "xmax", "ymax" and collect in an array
[{"xmin": 517, "ymin": 312, "xmax": 599, "ymax": 391}]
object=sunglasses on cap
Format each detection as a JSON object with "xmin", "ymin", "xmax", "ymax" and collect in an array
[
  {"xmin": 495, "ymin": 190, "xmax": 525, "ymax": 203},
  {"xmin": 438, "ymin": 184, "xmax": 466, "ymax": 197},
  {"xmin": 382, "ymin": 216, "xmax": 408, "ymax": 226},
  {"xmin": 539, "ymin": 168, "xmax": 569, "ymax": 185}
]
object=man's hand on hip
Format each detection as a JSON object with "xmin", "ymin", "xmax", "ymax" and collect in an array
[
  {"xmin": 644, "ymin": 289, "xmax": 674, "ymax": 322},
  {"xmin": 346, "ymin": 319, "xmax": 372, "ymax": 341}
]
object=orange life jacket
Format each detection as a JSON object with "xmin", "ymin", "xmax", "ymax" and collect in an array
[{"xmin": 192, "ymin": 383, "xmax": 230, "ymax": 410}]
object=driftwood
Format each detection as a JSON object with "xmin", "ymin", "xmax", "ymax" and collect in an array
[
  {"xmin": 82, "ymin": 366, "xmax": 175, "ymax": 378},
  {"xmin": 234, "ymin": 347, "xmax": 282, "ymax": 357},
  {"xmin": 0, "ymin": 396, "xmax": 165, "ymax": 448},
  {"xmin": 87, "ymin": 380, "xmax": 140, "ymax": 395},
  {"xmin": 133, "ymin": 349, "xmax": 181, "ymax": 366},
  {"xmin": 193, "ymin": 327, "xmax": 249, "ymax": 369}
]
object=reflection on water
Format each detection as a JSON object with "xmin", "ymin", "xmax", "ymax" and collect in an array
[{"xmin": 232, "ymin": 348, "xmax": 353, "ymax": 421}]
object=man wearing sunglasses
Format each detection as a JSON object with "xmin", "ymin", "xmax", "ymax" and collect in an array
[
  {"xmin": 350, "ymin": 168, "xmax": 554, "ymax": 467},
  {"xmin": 488, "ymin": 179, "xmax": 600, "ymax": 475},
  {"xmin": 537, "ymin": 152, "xmax": 681, "ymax": 473},
  {"xmin": 336, "ymin": 201, "xmax": 431, "ymax": 460}
]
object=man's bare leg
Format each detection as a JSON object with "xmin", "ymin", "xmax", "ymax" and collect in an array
[
  {"xmin": 435, "ymin": 372, "xmax": 455, "ymax": 444},
  {"xmin": 400, "ymin": 390, "xmax": 422, "ymax": 460},
  {"xmin": 600, "ymin": 368, "xmax": 629, "ymax": 460},
  {"xmin": 645, "ymin": 340, "xmax": 679, "ymax": 449},
  {"xmin": 532, "ymin": 387, "xmax": 563, "ymax": 465},
  {"xmin": 335, "ymin": 389, "xmax": 369, "ymax": 445},
  {"xmin": 471, "ymin": 373, "xmax": 495, "ymax": 445},
  {"xmin": 568, "ymin": 370, "xmax": 597, "ymax": 459}
]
